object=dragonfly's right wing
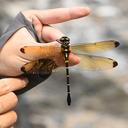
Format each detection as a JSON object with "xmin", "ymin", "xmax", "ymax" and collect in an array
[
  {"xmin": 76, "ymin": 53, "xmax": 118, "ymax": 70},
  {"xmin": 71, "ymin": 40, "xmax": 119, "ymax": 53}
]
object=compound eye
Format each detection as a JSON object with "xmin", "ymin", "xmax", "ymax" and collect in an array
[
  {"xmin": 60, "ymin": 36, "xmax": 70, "ymax": 42},
  {"xmin": 65, "ymin": 37, "xmax": 70, "ymax": 41},
  {"xmin": 60, "ymin": 37, "xmax": 65, "ymax": 41}
]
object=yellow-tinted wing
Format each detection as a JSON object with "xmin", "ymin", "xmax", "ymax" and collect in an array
[
  {"xmin": 76, "ymin": 54, "xmax": 118, "ymax": 70},
  {"xmin": 71, "ymin": 40, "xmax": 119, "ymax": 53},
  {"xmin": 21, "ymin": 59, "xmax": 57, "ymax": 74}
]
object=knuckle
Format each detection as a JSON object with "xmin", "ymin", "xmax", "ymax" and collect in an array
[
  {"xmin": 0, "ymin": 111, "xmax": 17, "ymax": 128},
  {"xmin": 11, "ymin": 111, "xmax": 18, "ymax": 122},
  {"xmin": 0, "ymin": 101, "xmax": 4, "ymax": 114},
  {"xmin": 9, "ymin": 92, "xmax": 18, "ymax": 104},
  {"xmin": 0, "ymin": 79, "xmax": 10, "ymax": 95},
  {"xmin": 0, "ymin": 123, "xmax": 4, "ymax": 128},
  {"xmin": 0, "ymin": 92, "xmax": 18, "ymax": 114}
]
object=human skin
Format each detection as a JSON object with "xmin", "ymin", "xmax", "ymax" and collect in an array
[{"xmin": 0, "ymin": 6, "xmax": 91, "ymax": 127}]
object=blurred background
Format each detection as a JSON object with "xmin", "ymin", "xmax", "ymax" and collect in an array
[{"xmin": 0, "ymin": 0, "xmax": 128, "ymax": 128}]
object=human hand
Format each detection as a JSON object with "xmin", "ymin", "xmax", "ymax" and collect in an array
[
  {"xmin": 0, "ymin": 77, "xmax": 28, "ymax": 127},
  {"xmin": 0, "ymin": 7, "xmax": 91, "ymax": 76}
]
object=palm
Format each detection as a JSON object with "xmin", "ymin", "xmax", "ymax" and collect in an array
[{"xmin": 0, "ymin": 7, "xmax": 90, "ymax": 76}]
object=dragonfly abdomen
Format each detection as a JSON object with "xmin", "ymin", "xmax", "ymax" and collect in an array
[
  {"xmin": 57, "ymin": 36, "xmax": 72, "ymax": 106},
  {"xmin": 65, "ymin": 60, "xmax": 71, "ymax": 105}
]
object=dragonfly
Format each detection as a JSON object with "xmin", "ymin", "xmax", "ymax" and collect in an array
[{"xmin": 20, "ymin": 36, "xmax": 120, "ymax": 106}]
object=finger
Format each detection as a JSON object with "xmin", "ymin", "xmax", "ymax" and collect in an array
[
  {"xmin": 69, "ymin": 53, "xmax": 80, "ymax": 66},
  {"xmin": 31, "ymin": 18, "xmax": 64, "ymax": 42},
  {"xmin": 41, "ymin": 25, "xmax": 64, "ymax": 42},
  {"xmin": 40, "ymin": 26, "xmax": 80, "ymax": 66},
  {"xmin": 0, "ymin": 77, "xmax": 28, "ymax": 96},
  {"xmin": 0, "ymin": 92, "xmax": 18, "ymax": 114},
  {"xmin": 24, "ymin": 6, "xmax": 91, "ymax": 24},
  {"xmin": 53, "ymin": 52, "xmax": 80, "ymax": 67},
  {"xmin": 0, "ymin": 111, "xmax": 17, "ymax": 128},
  {"xmin": 32, "ymin": 15, "xmax": 43, "ymax": 40}
]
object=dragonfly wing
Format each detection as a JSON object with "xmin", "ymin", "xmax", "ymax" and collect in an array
[
  {"xmin": 21, "ymin": 59, "xmax": 57, "ymax": 75},
  {"xmin": 71, "ymin": 40, "xmax": 119, "ymax": 53},
  {"xmin": 20, "ymin": 45, "xmax": 61, "ymax": 59},
  {"xmin": 76, "ymin": 54, "xmax": 118, "ymax": 70}
]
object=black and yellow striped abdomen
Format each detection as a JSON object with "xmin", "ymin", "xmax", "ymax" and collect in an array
[{"xmin": 57, "ymin": 36, "xmax": 71, "ymax": 106}]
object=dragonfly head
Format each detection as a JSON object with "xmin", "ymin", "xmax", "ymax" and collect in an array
[{"xmin": 59, "ymin": 36, "xmax": 70, "ymax": 46}]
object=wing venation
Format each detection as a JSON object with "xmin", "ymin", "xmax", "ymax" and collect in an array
[
  {"xmin": 71, "ymin": 40, "xmax": 119, "ymax": 53},
  {"xmin": 76, "ymin": 53, "xmax": 118, "ymax": 70}
]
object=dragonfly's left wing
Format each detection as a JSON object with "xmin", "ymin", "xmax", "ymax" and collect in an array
[
  {"xmin": 71, "ymin": 40, "xmax": 119, "ymax": 53},
  {"xmin": 21, "ymin": 59, "xmax": 57, "ymax": 75},
  {"xmin": 76, "ymin": 53, "xmax": 118, "ymax": 70}
]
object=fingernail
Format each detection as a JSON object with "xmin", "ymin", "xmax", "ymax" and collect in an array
[
  {"xmin": 77, "ymin": 6, "xmax": 91, "ymax": 14},
  {"xmin": 85, "ymin": 6, "xmax": 91, "ymax": 13},
  {"xmin": 75, "ymin": 56, "xmax": 81, "ymax": 64}
]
